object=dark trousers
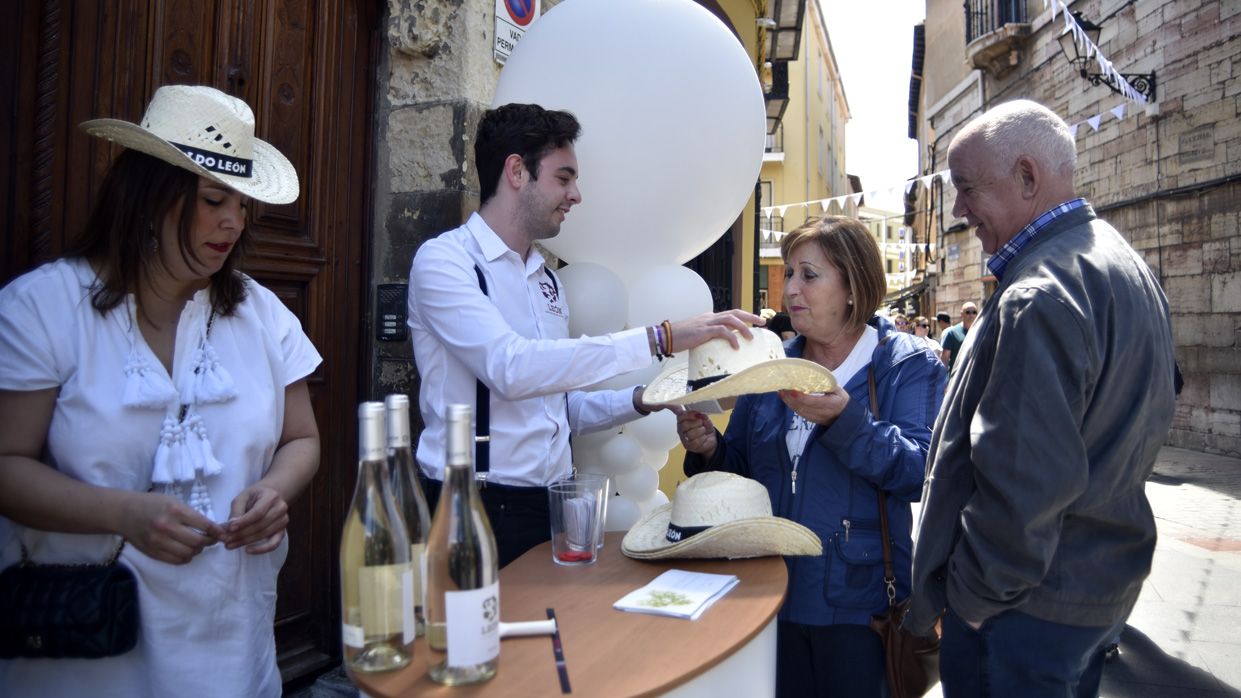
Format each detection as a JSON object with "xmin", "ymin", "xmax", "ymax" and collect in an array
[
  {"xmin": 776, "ymin": 620, "xmax": 887, "ymax": 698},
  {"xmin": 940, "ymin": 607, "xmax": 1121, "ymax": 698},
  {"xmin": 420, "ymin": 477, "xmax": 550, "ymax": 569}
]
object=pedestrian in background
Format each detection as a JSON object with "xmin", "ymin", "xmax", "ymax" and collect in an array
[
  {"xmin": 891, "ymin": 313, "xmax": 910, "ymax": 333},
  {"xmin": 935, "ymin": 311, "xmax": 952, "ymax": 340},
  {"xmin": 769, "ymin": 310, "xmax": 797, "ymax": 341},
  {"xmin": 907, "ymin": 99, "xmax": 1176, "ymax": 697},
  {"xmin": 939, "ymin": 301, "xmax": 976, "ymax": 372},
  {"xmin": 911, "ymin": 315, "xmax": 942, "ymax": 359}
]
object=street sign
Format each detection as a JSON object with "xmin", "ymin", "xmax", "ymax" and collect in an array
[{"xmin": 495, "ymin": 0, "xmax": 540, "ymax": 64}]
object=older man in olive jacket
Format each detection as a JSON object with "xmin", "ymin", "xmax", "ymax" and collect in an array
[{"xmin": 907, "ymin": 100, "xmax": 1176, "ymax": 697}]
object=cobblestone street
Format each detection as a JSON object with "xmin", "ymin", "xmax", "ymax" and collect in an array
[{"xmin": 918, "ymin": 446, "xmax": 1241, "ymax": 697}]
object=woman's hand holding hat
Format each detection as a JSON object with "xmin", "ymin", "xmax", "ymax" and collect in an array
[
  {"xmin": 779, "ymin": 386, "xmax": 850, "ymax": 428},
  {"xmin": 668, "ymin": 309, "xmax": 763, "ymax": 352},
  {"xmin": 676, "ymin": 411, "xmax": 718, "ymax": 459}
]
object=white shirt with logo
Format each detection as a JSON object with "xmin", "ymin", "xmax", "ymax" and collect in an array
[{"xmin": 407, "ymin": 213, "xmax": 653, "ymax": 486}]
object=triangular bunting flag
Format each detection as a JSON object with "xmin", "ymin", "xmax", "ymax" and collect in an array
[
  {"xmin": 905, "ymin": 180, "xmax": 917, "ymax": 194},
  {"xmin": 1087, "ymin": 114, "xmax": 1102, "ymax": 131},
  {"xmin": 1069, "ymin": 123, "xmax": 1079, "ymax": 137},
  {"xmin": 1111, "ymin": 104, "xmax": 1125, "ymax": 120},
  {"xmin": 778, "ymin": 205, "xmax": 789, "ymax": 217}
]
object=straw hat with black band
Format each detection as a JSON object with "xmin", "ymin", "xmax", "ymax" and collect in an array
[
  {"xmin": 622, "ymin": 471, "xmax": 822, "ymax": 560},
  {"xmin": 642, "ymin": 327, "xmax": 837, "ymax": 408},
  {"xmin": 80, "ymin": 84, "xmax": 299, "ymax": 205}
]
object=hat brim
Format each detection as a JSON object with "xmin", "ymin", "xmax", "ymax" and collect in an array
[
  {"xmin": 621, "ymin": 503, "xmax": 823, "ymax": 560},
  {"xmin": 80, "ymin": 118, "xmax": 299, "ymax": 205},
  {"xmin": 643, "ymin": 358, "xmax": 837, "ymax": 407}
]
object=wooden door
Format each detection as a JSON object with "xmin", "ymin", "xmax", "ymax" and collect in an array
[{"xmin": 1, "ymin": 0, "xmax": 375, "ymax": 684}]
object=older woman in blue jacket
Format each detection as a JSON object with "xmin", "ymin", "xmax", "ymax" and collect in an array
[{"xmin": 678, "ymin": 216, "xmax": 947, "ymax": 697}]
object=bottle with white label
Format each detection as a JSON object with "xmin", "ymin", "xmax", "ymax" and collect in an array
[
  {"xmin": 384, "ymin": 393, "xmax": 431, "ymax": 637},
  {"xmin": 339, "ymin": 401, "xmax": 414, "ymax": 672},
  {"xmin": 425, "ymin": 403, "xmax": 500, "ymax": 685}
]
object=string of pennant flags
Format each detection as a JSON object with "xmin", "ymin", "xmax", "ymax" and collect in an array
[
  {"xmin": 761, "ymin": 0, "xmax": 1147, "ymax": 222},
  {"xmin": 1045, "ymin": 0, "xmax": 1148, "ymax": 105},
  {"xmin": 760, "ymin": 168, "xmax": 951, "ymax": 221}
]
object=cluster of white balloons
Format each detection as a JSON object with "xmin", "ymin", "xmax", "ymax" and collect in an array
[{"xmin": 493, "ymin": 0, "xmax": 766, "ymax": 530}]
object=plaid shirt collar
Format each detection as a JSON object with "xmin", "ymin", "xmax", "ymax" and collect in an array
[{"xmin": 986, "ymin": 198, "xmax": 1088, "ymax": 280}]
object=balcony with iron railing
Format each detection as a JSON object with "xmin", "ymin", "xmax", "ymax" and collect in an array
[
  {"xmin": 764, "ymin": 122, "xmax": 784, "ymax": 162},
  {"xmin": 963, "ymin": 0, "xmax": 1031, "ymax": 79}
]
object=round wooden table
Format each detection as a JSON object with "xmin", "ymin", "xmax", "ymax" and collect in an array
[{"xmin": 348, "ymin": 534, "xmax": 787, "ymax": 697}]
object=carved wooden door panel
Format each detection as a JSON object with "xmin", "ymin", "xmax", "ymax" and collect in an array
[{"xmin": 2, "ymin": 0, "xmax": 374, "ymax": 684}]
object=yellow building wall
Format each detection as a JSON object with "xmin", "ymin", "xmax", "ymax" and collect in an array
[
  {"xmin": 659, "ymin": 0, "xmax": 763, "ymax": 496},
  {"xmin": 659, "ymin": 0, "xmax": 851, "ymax": 496}
]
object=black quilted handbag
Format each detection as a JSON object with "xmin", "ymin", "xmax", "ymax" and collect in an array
[{"xmin": 0, "ymin": 540, "xmax": 139, "ymax": 659}]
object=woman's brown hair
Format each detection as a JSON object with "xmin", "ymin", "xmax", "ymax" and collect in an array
[
  {"xmin": 779, "ymin": 215, "xmax": 885, "ymax": 335},
  {"xmin": 62, "ymin": 149, "xmax": 250, "ymax": 317}
]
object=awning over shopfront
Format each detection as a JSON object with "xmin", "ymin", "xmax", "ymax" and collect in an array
[{"xmin": 884, "ymin": 279, "xmax": 929, "ymax": 308}]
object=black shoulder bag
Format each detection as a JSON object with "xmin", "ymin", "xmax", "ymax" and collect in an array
[{"xmin": 0, "ymin": 537, "xmax": 140, "ymax": 659}]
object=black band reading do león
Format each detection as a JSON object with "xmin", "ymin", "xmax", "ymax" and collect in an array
[
  {"xmin": 686, "ymin": 373, "xmax": 730, "ymax": 392},
  {"xmin": 172, "ymin": 143, "xmax": 253, "ymax": 178},
  {"xmin": 665, "ymin": 522, "xmax": 712, "ymax": 543}
]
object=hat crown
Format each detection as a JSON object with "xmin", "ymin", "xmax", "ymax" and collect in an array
[
  {"xmin": 140, "ymin": 85, "xmax": 256, "ymax": 160},
  {"xmin": 688, "ymin": 328, "xmax": 785, "ymax": 383},
  {"xmin": 668, "ymin": 472, "xmax": 773, "ymax": 528}
]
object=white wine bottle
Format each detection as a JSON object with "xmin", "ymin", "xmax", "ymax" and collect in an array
[
  {"xmin": 425, "ymin": 404, "xmax": 500, "ymax": 685},
  {"xmin": 340, "ymin": 401, "xmax": 414, "ymax": 673},
  {"xmin": 384, "ymin": 393, "xmax": 431, "ymax": 637}
]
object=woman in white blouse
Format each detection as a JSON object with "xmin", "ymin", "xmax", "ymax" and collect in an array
[{"xmin": 0, "ymin": 86, "xmax": 320, "ymax": 697}]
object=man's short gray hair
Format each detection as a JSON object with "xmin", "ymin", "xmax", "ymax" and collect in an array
[{"xmin": 960, "ymin": 100, "xmax": 1077, "ymax": 178}]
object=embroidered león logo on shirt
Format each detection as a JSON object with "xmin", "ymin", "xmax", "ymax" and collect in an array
[
  {"xmin": 541, "ymin": 280, "xmax": 566, "ymax": 317},
  {"xmin": 540, "ymin": 280, "xmax": 559, "ymax": 303}
]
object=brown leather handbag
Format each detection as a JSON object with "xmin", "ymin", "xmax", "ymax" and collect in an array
[{"xmin": 866, "ymin": 359, "xmax": 940, "ymax": 698}]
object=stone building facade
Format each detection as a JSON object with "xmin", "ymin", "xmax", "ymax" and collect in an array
[
  {"xmin": 910, "ymin": 0, "xmax": 1241, "ymax": 455},
  {"xmin": 370, "ymin": 0, "xmax": 784, "ymax": 430}
]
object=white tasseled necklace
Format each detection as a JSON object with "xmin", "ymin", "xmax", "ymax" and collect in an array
[{"xmin": 121, "ymin": 293, "xmax": 237, "ymax": 520}]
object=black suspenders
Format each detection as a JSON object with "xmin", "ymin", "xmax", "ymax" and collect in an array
[{"xmin": 471, "ymin": 263, "xmax": 559, "ymax": 479}]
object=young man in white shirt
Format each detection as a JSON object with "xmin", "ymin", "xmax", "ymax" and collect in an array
[{"xmin": 406, "ymin": 103, "xmax": 759, "ymax": 566}]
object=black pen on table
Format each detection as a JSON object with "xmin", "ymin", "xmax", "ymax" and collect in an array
[{"xmin": 547, "ymin": 607, "xmax": 572, "ymax": 694}]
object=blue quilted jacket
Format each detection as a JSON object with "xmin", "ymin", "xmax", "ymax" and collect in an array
[{"xmin": 685, "ymin": 316, "xmax": 946, "ymax": 626}]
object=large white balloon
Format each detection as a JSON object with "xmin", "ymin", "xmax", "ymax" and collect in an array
[
  {"xmin": 641, "ymin": 448, "xmax": 670, "ymax": 472},
  {"xmin": 614, "ymin": 464, "xmax": 660, "ymax": 501},
  {"xmin": 571, "ymin": 427, "xmax": 621, "ymax": 474},
  {"xmin": 493, "ymin": 0, "xmax": 766, "ymax": 282},
  {"xmin": 597, "ymin": 433, "xmax": 643, "ymax": 475},
  {"xmin": 605, "ymin": 495, "xmax": 642, "ymax": 532},
  {"xmin": 557, "ymin": 262, "xmax": 628, "ymax": 337},
  {"xmin": 636, "ymin": 490, "xmax": 670, "ymax": 515},
  {"xmin": 625, "ymin": 410, "xmax": 680, "ymax": 453},
  {"xmin": 627, "ymin": 265, "xmax": 715, "ymax": 330}
]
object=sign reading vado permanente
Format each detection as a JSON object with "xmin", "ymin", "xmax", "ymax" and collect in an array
[{"xmin": 494, "ymin": 0, "xmax": 540, "ymax": 64}]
